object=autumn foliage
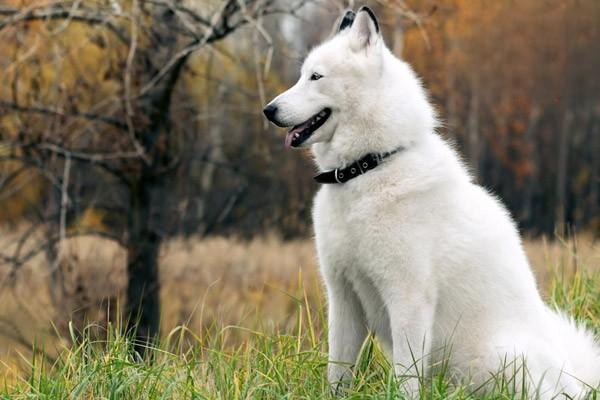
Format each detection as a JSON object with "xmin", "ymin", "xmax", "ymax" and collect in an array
[{"xmin": 0, "ymin": 0, "xmax": 598, "ymax": 345}]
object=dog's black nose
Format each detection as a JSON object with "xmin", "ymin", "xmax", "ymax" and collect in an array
[{"xmin": 263, "ymin": 104, "xmax": 277, "ymax": 121}]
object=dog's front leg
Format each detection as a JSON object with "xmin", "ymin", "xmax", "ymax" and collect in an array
[
  {"xmin": 326, "ymin": 276, "xmax": 368, "ymax": 392},
  {"xmin": 384, "ymin": 283, "xmax": 436, "ymax": 398}
]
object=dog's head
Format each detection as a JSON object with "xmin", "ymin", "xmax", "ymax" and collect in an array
[{"xmin": 263, "ymin": 7, "xmax": 385, "ymax": 149}]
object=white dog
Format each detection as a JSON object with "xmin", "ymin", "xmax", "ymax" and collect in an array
[{"xmin": 264, "ymin": 7, "xmax": 600, "ymax": 398}]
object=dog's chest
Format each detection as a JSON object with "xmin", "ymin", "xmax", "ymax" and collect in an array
[
  {"xmin": 313, "ymin": 185, "xmax": 394, "ymax": 275},
  {"xmin": 312, "ymin": 186, "xmax": 396, "ymax": 345}
]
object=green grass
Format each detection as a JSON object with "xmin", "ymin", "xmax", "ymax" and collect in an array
[{"xmin": 1, "ymin": 271, "xmax": 599, "ymax": 400}]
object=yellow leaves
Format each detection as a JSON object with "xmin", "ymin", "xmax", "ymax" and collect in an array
[
  {"xmin": 0, "ymin": 165, "xmax": 44, "ymax": 223},
  {"xmin": 0, "ymin": 113, "xmax": 20, "ymax": 141},
  {"xmin": 0, "ymin": 143, "xmax": 8, "ymax": 158},
  {"xmin": 1, "ymin": 6, "xmax": 126, "ymax": 112},
  {"xmin": 71, "ymin": 207, "xmax": 109, "ymax": 233}
]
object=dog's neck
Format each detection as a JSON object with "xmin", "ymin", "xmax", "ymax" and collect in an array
[
  {"xmin": 311, "ymin": 126, "xmax": 413, "ymax": 171},
  {"xmin": 311, "ymin": 54, "xmax": 435, "ymax": 172}
]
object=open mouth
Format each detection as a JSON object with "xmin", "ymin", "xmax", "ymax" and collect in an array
[{"xmin": 285, "ymin": 108, "xmax": 331, "ymax": 148}]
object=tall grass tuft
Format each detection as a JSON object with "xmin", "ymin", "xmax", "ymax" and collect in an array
[
  {"xmin": 551, "ymin": 270, "xmax": 600, "ymax": 334},
  {"xmin": 1, "ymin": 272, "xmax": 599, "ymax": 399}
]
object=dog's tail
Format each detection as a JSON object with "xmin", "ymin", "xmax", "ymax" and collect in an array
[{"xmin": 551, "ymin": 310, "xmax": 600, "ymax": 389}]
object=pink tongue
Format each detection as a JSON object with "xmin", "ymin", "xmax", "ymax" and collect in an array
[
  {"xmin": 285, "ymin": 132, "xmax": 294, "ymax": 149},
  {"xmin": 284, "ymin": 121, "xmax": 311, "ymax": 149}
]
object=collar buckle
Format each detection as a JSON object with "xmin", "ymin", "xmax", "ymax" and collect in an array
[{"xmin": 334, "ymin": 168, "xmax": 342, "ymax": 184}]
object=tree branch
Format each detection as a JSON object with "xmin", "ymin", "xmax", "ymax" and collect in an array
[
  {"xmin": 0, "ymin": 5, "xmax": 129, "ymax": 44},
  {"xmin": 0, "ymin": 228, "xmax": 125, "ymax": 271},
  {"xmin": 0, "ymin": 101, "xmax": 127, "ymax": 130}
]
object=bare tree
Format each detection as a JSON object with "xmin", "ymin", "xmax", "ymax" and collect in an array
[{"xmin": 0, "ymin": 0, "xmax": 310, "ymax": 350}]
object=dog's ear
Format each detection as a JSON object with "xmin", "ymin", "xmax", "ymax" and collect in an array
[
  {"xmin": 338, "ymin": 10, "xmax": 355, "ymax": 32},
  {"xmin": 349, "ymin": 6, "xmax": 380, "ymax": 52}
]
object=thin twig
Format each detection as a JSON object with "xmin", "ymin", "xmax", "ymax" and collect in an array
[{"xmin": 0, "ymin": 101, "xmax": 126, "ymax": 130}]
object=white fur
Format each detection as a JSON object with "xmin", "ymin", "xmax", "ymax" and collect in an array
[{"xmin": 266, "ymin": 9, "xmax": 600, "ymax": 398}]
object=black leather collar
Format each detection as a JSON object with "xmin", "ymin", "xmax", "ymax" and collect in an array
[{"xmin": 313, "ymin": 147, "xmax": 403, "ymax": 184}]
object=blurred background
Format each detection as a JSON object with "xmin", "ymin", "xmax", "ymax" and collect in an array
[{"xmin": 0, "ymin": 0, "xmax": 599, "ymax": 381}]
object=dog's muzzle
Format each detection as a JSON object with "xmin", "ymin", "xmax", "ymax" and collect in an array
[{"xmin": 263, "ymin": 104, "xmax": 286, "ymax": 127}]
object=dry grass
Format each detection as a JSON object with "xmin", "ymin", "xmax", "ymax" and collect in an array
[
  {"xmin": 524, "ymin": 234, "xmax": 600, "ymax": 294},
  {"xmin": 0, "ymin": 230, "xmax": 598, "ymax": 382},
  {"xmin": 159, "ymin": 235, "xmax": 322, "ymax": 334}
]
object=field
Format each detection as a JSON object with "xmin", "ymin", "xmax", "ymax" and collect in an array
[{"xmin": 0, "ymin": 234, "xmax": 599, "ymax": 398}]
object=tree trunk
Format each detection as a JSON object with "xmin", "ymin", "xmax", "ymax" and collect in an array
[
  {"xmin": 555, "ymin": 110, "xmax": 573, "ymax": 234},
  {"xmin": 126, "ymin": 168, "xmax": 161, "ymax": 351},
  {"xmin": 590, "ymin": 121, "xmax": 599, "ymax": 235},
  {"xmin": 520, "ymin": 105, "xmax": 541, "ymax": 228},
  {"xmin": 123, "ymin": 10, "xmax": 181, "ymax": 347},
  {"xmin": 467, "ymin": 76, "xmax": 480, "ymax": 178}
]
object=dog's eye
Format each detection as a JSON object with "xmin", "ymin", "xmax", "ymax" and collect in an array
[{"xmin": 310, "ymin": 72, "xmax": 323, "ymax": 81}]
